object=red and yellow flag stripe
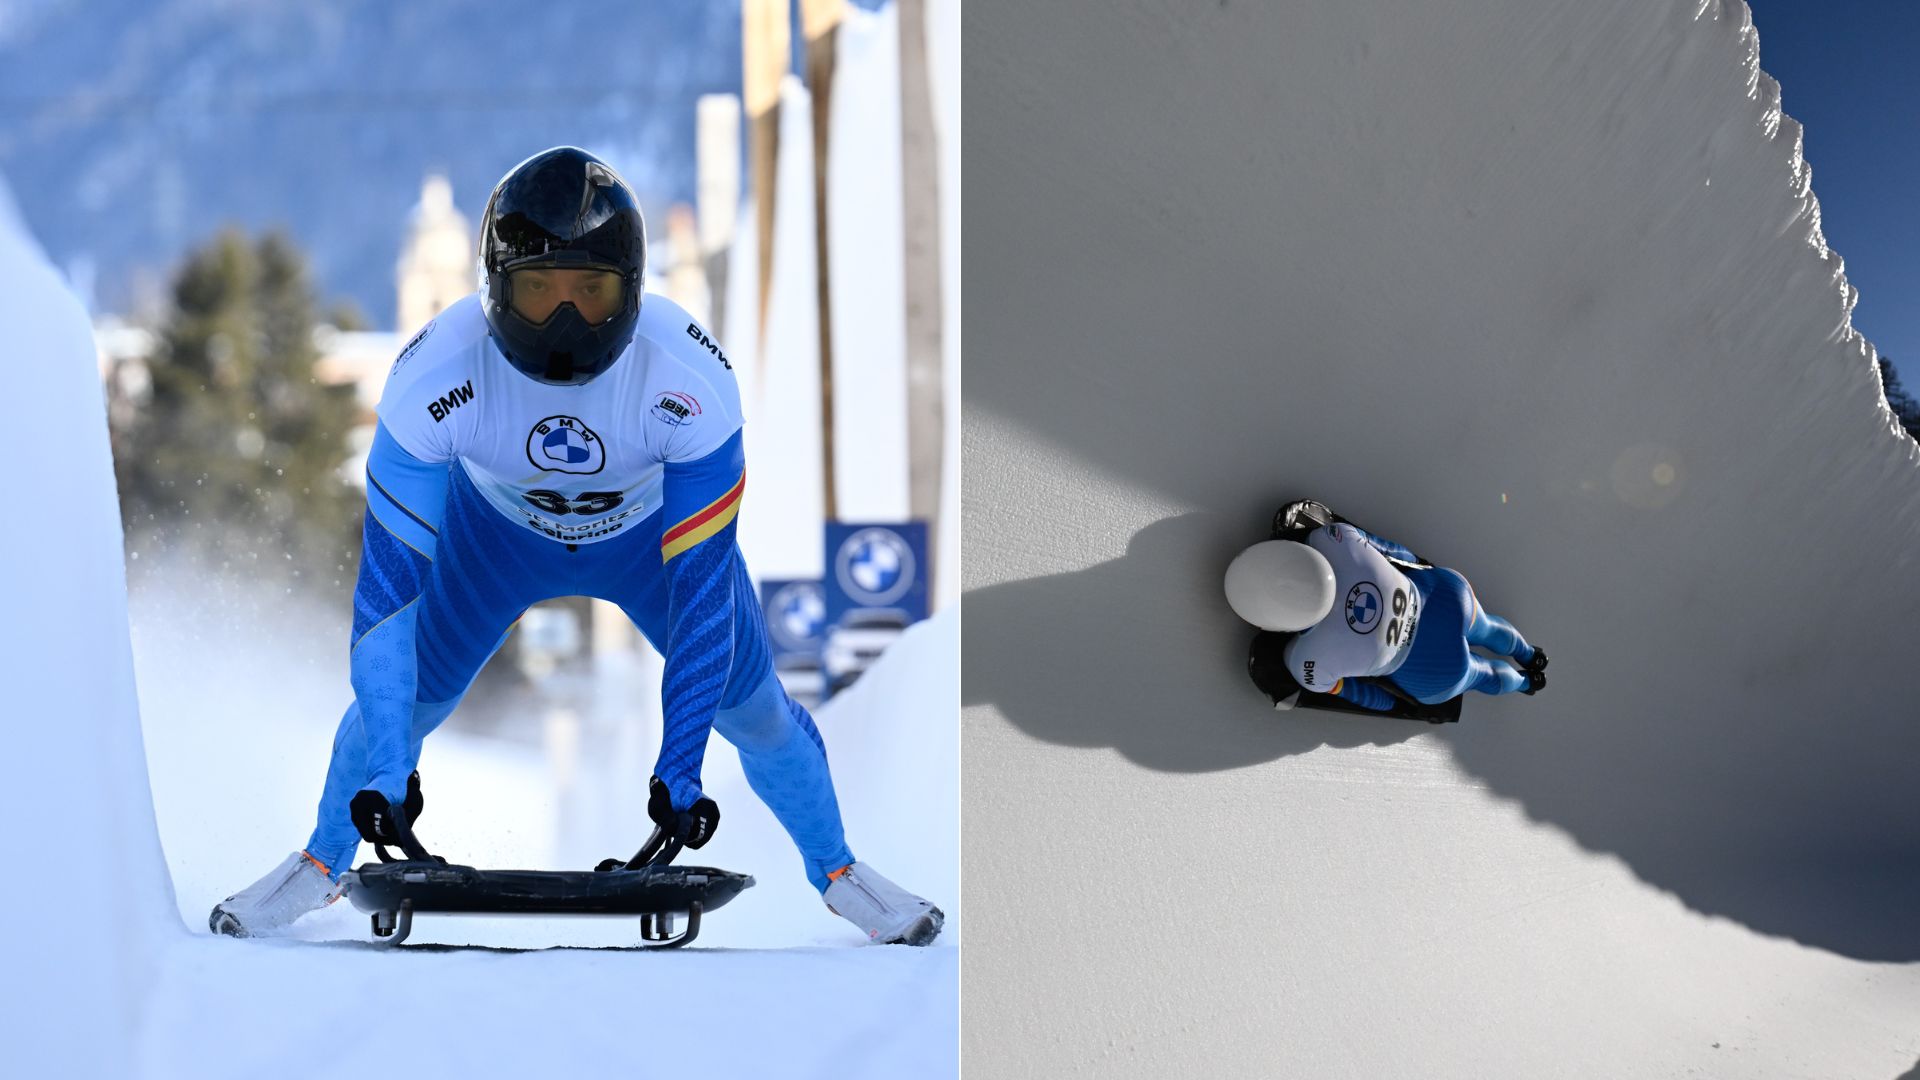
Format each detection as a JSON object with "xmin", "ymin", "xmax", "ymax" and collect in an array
[{"xmin": 662, "ymin": 471, "xmax": 745, "ymax": 562}]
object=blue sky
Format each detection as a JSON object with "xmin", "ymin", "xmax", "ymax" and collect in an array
[{"xmin": 1746, "ymin": 2, "xmax": 1920, "ymax": 388}]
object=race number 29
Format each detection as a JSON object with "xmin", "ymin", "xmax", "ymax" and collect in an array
[{"xmin": 1384, "ymin": 588, "xmax": 1409, "ymax": 647}]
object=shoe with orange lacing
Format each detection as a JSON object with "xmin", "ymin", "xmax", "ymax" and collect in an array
[{"xmin": 209, "ymin": 850, "xmax": 346, "ymax": 938}]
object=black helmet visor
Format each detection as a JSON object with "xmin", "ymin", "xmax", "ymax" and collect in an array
[{"xmin": 506, "ymin": 264, "xmax": 626, "ymax": 327}]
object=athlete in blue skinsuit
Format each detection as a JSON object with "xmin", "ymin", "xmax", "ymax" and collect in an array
[
  {"xmin": 210, "ymin": 148, "xmax": 941, "ymax": 945},
  {"xmin": 1227, "ymin": 501, "xmax": 1547, "ymax": 713}
]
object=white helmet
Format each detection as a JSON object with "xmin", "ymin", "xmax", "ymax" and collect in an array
[{"xmin": 1223, "ymin": 540, "xmax": 1336, "ymax": 632}]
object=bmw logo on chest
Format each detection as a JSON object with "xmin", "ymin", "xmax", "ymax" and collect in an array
[
  {"xmin": 1345, "ymin": 581, "xmax": 1383, "ymax": 634},
  {"xmin": 526, "ymin": 415, "xmax": 606, "ymax": 475}
]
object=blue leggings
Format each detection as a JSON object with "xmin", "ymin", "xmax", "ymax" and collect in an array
[
  {"xmin": 1389, "ymin": 567, "xmax": 1535, "ymax": 705},
  {"xmin": 307, "ymin": 465, "xmax": 854, "ymax": 892}
]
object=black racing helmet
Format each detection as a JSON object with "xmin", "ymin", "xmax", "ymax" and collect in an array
[{"xmin": 480, "ymin": 147, "xmax": 648, "ymax": 386}]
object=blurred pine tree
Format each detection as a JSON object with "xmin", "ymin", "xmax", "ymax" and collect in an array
[
  {"xmin": 115, "ymin": 228, "xmax": 362, "ymax": 577},
  {"xmin": 1879, "ymin": 358, "xmax": 1920, "ymax": 443}
]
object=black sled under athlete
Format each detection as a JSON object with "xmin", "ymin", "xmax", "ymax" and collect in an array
[
  {"xmin": 342, "ymin": 774, "xmax": 753, "ymax": 948},
  {"xmin": 1243, "ymin": 500, "xmax": 1464, "ymax": 725}
]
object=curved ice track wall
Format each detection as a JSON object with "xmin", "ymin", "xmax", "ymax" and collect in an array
[{"xmin": 0, "ymin": 176, "xmax": 178, "ymax": 1076}]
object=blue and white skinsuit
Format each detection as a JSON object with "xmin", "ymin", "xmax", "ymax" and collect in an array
[
  {"xmin": 1281, "ymin": 523, "xmax": 1537, "ymax": 711},
  {"xmin": 304, "ymin": 292, "xmax": 855, "ymax": 892}
]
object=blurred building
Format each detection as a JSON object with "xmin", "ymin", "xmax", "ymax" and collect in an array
[
  {"xmin": 312, "ymin": 173, "xmax": 474, "ymax": 482},
  {"xmin": 94, "ymin": 317, "xmax": 156, "ymax": 434},
  {"xmin": 396, "ymin": 174, "xmax": 474, "ymax": 340},
  {"xmin": 310, "ymin": 325, "xmax": 399, "ymax": 484}
]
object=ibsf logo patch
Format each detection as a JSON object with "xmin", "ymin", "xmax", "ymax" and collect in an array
[
  {"xmin": 1345, "ymin": 581, "xmax": 1384, "ymax": 634},
  {"xmin": 651, "ymin": 391, "xmax": 701, "ymax": 427},
  {"xmin": 525, "ymin": 415, "xmax": 606, "ymax": 475},
  {"xmin": 834, "ymin": 527, "xmax": 917, "ymax": 607},
  {"xmin": 389, "ymin": 319, "xmax": 436, "ymax": 375}
]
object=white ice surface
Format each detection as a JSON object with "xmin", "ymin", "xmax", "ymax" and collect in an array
[
  {"xmin": 964, "ymin": 1, "xmax": 1920, "ymax": 1076},
  {"xmin": 122, "ymin": 586, "xmax": 956, "ymax": 1079}
]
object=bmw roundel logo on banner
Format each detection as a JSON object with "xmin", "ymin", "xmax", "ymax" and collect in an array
[
  {"xmin": 766, "ymin": 581, "xmax": 827, "ymax": 653},
  {"xmin": 836, "ymin": 527, "xmax": 916, "ymax": 607},
  {"xmin": 525, "ymin": 415, "xmax": 606, "ymax": 475},
  {"xmin": 822, "ymin": 521, "xmax": 930, "ymax": 629}
]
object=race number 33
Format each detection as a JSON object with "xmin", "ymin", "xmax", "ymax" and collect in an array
[{"xmin": 522, "ymin": 490, "xmax": 625, "ymax": 516}]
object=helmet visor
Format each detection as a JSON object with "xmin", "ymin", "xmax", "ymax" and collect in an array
[{"xmin": 506, "ymin": 266, "xmax": 626, "ymax": 327}]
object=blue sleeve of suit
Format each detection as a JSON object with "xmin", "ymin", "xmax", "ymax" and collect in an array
[
  {"xmin": 653, "ymin": 431, "xmax": 748, "ymax": 810},
  {"xmin": 348, "ymin": 423, "xmax": 449, "ymax": 802}
]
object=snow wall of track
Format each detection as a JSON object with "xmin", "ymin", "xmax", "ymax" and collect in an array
[{"xmin": 0, "ymin": 177, "xmax": 179, "ymax": 1077}]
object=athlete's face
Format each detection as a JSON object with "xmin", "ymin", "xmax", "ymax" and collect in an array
[{"xmin": 508, "ymin": 267, "xmax": 624, "ymax": 326}]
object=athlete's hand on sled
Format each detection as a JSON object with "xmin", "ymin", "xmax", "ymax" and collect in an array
[
  {"xmin": 649, "ymin": 775, "xmax": 720, "ymax": 849},
  {"xmin": 349, "ymin": 770, "xmax": 425, "ymax": 846}
]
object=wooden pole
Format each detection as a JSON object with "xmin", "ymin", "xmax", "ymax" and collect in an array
[
  {"xmin": 695, "ymin": 94, "xmax": 741, "ymax": 335},
  {"xmin": 742, "ymin": 0, "xmax": 790, "ymax": 353},
  {"xmin": 899, "ymin": 0, "xmax": 944, "ymax": 540},
  {"xmin": 803, "ymin": 0, "xmax": 845, "ymax": 521}
]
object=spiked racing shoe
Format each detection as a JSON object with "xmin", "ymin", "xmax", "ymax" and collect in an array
[
  {"xmin": 210, "ymin": 850, "xmax": 346, "ymax": 937},
  {"xmin": 824, "ymin": 862, "xmax": 945, "ymax": 946}
]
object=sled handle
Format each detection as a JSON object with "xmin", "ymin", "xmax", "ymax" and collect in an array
[
  {"xmin": 594, "ymin": 826, "xmax": 684, "ymax": 872},
  {"xmin": 627, "ymin": 825, "xmax": 685, "ymax": 869},
  {"xmin": 374, "ymin": 806, "xmax": 439, "ymax": 864}
]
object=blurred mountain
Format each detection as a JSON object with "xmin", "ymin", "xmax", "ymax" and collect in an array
[{"xmin": 0, "ymin": 1, "xmax": 741, "ymax": 328}]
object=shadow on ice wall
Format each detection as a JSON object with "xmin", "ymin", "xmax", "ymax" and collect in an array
[{"xmin": 963, "ymin": 0, "xmax": 1920, "ymax": 960}]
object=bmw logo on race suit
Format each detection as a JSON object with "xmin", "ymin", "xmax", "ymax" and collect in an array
[
  {"xmin": 1345, "ymin": 581, "xmax": 1385, "ymax": 633},
  {"xmin": 526, "ymin": 415, "xmax": 606, "ymax": 474}
]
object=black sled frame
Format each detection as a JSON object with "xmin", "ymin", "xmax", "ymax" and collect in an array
[
  {"xmin": 343, "ymin": 816, "xmax": 753, "ymax": 949},
  {"xmin": 1248, "ymin": 630, "xmax": 1461, "ymax": 724}
]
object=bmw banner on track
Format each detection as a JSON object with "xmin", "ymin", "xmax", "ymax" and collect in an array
[
  {"xmin": 821, "ymin": 522, "xmax": 929, "ymax": 698},
  {"xmin": 758, "ymin": 578, "xmax": 828, "ymax": 708}
]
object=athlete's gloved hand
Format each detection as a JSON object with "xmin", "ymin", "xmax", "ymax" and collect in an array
[
  {"xmin": 349, "ymin": 770, "xmax": 424, "ymax": 845},
  {"xmin": 648, "ymin": 775, "xmax": 720, "ymax": 849},
  {"xmin": 1272, "ymin": 499, "xmax": 1338, "ymax": 541}
]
